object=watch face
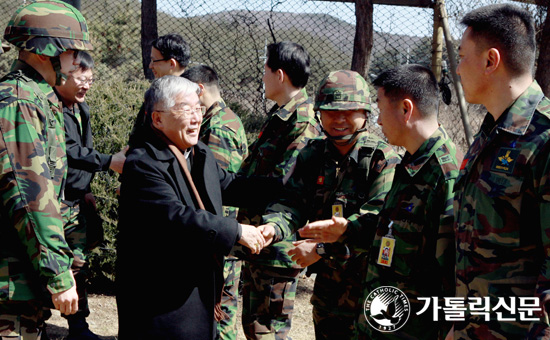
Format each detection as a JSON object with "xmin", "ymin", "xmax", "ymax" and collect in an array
[{"xmin": 316, "ymin": 243, "xmax": 326, "ymax": 255}]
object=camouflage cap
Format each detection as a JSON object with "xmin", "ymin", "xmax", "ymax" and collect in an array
[
  {"xmin": 4, "ymin": 0, "xmax": 92, "ymax": 57},
  {"xmin": 314, "ymin": 70, "xmax": 370, "ymax": 112}
]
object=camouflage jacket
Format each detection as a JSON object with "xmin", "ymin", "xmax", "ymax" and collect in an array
[
  {"xmin": 236, "ymin": 88, "xmax": 320, "ymax": 268},
  {"xmin": 352, "ymin": 126, "xmax": 461, "ymax": 339},
  {"xmin": 263, "ymin": 133, "xmax": 399, "ymax": 316},
  {"xmin": 0, "ymin": 60, "xmax": 74, "ymax": 302},
  {"xmin": 200, "ymin": 99, "xmax": 248, "ymax": 173},
  {"xmin": 454, "ymin": 81, "xmax": 550, "ymax": 339},
  {"xmin": 199, "ymin": 99, "xmax": 248, "ymax": 219}
]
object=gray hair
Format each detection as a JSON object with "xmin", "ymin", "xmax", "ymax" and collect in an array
[{"xmin": 144, "ymin": 75, "xmax": 200, "ymax": 114}]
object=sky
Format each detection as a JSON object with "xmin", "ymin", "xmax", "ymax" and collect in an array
[{"xmin": 157, "ymin": 0, "xmax": 436, "ymax": 37}]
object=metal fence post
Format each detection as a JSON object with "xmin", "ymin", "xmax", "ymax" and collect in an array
[{"xmin": 437, "ymin": 0, "xmax": 474, "ymax": 146}]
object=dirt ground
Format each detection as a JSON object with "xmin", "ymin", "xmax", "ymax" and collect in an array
[{"xmin": 45, "ymin": 275, "xmax": 315, "ymax": 340}]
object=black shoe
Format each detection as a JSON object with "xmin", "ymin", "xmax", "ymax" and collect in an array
[
  {"xmin": 66, "ymin": 328, "xmax": 101, "ymax": 340},
  {"xmin": 40, "ymin": 325, "xmax": 50, "ymax": 340},
  {"xmin": 67, "ymin": 316, "xmax": 101, "ymax": 340}
]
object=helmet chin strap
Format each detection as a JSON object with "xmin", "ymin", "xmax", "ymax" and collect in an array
[
  {"xmin": 50, "ymin": 56, "xmax": 68, "ymax": 86},
  {"xmin": 322, "ymin": 119, "xmax": 367, "ymax": 146}
]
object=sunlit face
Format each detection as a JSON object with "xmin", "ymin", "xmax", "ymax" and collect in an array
[
  {"xmin": 262, "ymin": 63, "xmax": 279, "ymax": 101},
  {"xmin": 56, "ymin": 68, "xmax": 93, "ymax": 106},
  {"xmin": 320, "ymin": 109, "xmax": 366, "ymax": 153},
  {"xmin": 320, "ymin": 109, "xmax": 366, "ymax": 138},
  {"xmin": 154, "ymin": 91, "xmax": 203, "ymax": 151},
  {"xmin": 149, "ymin": 47, "xmax": 171, "ymax": 79},
  {"xmin": 376, "ymin": 88, "xmax": 404, "ymax": 147},
  {"xmin": 457, "ymin": 27, "xmax": 487, "ymax": 104}
]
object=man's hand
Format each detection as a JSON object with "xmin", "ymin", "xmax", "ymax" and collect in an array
[
  {"xmin": 288, "ymin": 240, "xmax": 321, "ymax": 268},
  {"xmin": 51, "ymin": 272, "xmax": 78, "ymax": 315},
  {"xmin": 298, "ymin": 216, "xmax": 348, "ymax": 243},
  {"xmin": 238, "ymin": 224, "xmax": 265, "ymax": 255},
  {"xmin": 257, "ymin": 224, "xmax": 276, "ymax": 247},
  {"xmin": 109, "ymin": 145, "xmax": 129, "ymax": 174}
]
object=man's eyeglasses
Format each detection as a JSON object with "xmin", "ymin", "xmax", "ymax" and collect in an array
[
  {"xmin": 73, "ymin": 77, "xmax": 95, "ymax": 85},
  {"xmin": 150, "ymin": 58, "xmax": 170, "ymax": 63},
  {"xmin": 156, "ymin": 105, "xmax": 205, "ymax": 117}
]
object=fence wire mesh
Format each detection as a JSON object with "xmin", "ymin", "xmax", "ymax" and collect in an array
[{"xmin": 0, "ymin": 0, "xmax": 545, "ymax": 152}]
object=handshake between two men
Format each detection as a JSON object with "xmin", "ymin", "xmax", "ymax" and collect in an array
[{"xmin": 239, "ymin": 216, "xmax": 348, "ymax": 260}]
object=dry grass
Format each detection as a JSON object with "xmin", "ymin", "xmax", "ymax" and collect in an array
[{"xmin": 46, "ymin": 275, "xmax": 316, "ymax": 340}]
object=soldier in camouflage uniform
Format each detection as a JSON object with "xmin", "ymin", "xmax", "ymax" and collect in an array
[
  {"xmin": 300, "ymin": 65, "xmax": 461, "ymax": 339},
  {"xmin": 259, "ymin": 70, "xmax": 399, "ymax": 340},
  {"xmin": 454, "ymin": 5, "xmax": 550, "ymax": 339},
  {"xmin": 0, "ymin": 0, "xmax": 92, "ymax": 338},
  {"xmin": 235, "ymin": 41, "xmax": 320, "ymax": 340},
  {"xmin": 182, "ymin": 65, "xmax": 249, "ymax": 340}
]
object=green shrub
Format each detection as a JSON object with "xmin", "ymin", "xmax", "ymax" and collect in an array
[{"xmin": 85, "ymin": 73, "xmax": 150, "ymax": 290}]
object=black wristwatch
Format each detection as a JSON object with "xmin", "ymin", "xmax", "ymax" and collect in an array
[{"xmin": 316, "ymin": 243, "xmax": 326, "ymax": 256}]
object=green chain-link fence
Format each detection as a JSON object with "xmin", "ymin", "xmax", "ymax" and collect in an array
[{"xmin": 0, "ymin": 0, "xmax": 544, "ymax": 150}]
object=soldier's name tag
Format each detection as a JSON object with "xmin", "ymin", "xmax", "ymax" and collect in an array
[
  {"xmin": 377, "ymin": 236, "xmax": 395, "ymax": 267},
  {"xmin": 332, "ymin": 204, "xmax": 343, "ymax": 217}
]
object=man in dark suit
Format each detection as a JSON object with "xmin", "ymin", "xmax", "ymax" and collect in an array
[
  {"xmin": 116, "ymin": 75, "xmax": 267, "ymax": 339},
  {"xmin": 55, "ymin": 50, "xmax": 127, "ymax": 339}
]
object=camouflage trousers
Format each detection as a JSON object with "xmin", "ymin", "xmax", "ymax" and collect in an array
[
  {"xmin": 0, "ymin": 301, "xmax": 49, "ymax": 339},
  {"xmin": 60, "ymin": 202, "xmax": 90, "ymax": 318},
  {"xmin": 241, "ymin": 262, "xmax": 301, "ymax": 340},
  {"xmin": 216, "ymin": 257, "xmax": 242, "ymax": 340},
  {"xmin": 312, "ymin": 306, "xmax": 356, "ymax": 340}
]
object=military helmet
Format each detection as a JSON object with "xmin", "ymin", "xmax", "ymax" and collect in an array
[
  {"xmin": 314, "ymin": 70, "xmax": 370, "ymax": 112},
  {"xmin": 4, "ymin": 0, "xmax": 92, "ymax": 57}
]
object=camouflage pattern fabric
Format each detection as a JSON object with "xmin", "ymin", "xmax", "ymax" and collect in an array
[
  {"xmin": 240, "ymin": 262, "xmax": 301, "ymax": 340},
  {"xmin": 262, "ymin": 134, "xmax": 399, "ymax": 339},
  {"xmin": 314, "ymin": 70, "xmax": 371, "ymax": 112},
  {"xmin": 0, "ymin": 60, "xmax": 73, "ymax": 312},
  {"xmin": 0, "ymin": 301, "xmax": 48, "ymax": 339},
  {"xmin": 60, "ymin": 202, "xmax": 91, "ymax": 319},
  {"xmin": 313, "ymin": 307, "xmax": 356, "ymax": 340},
  {"xmin": 200, "ymin": 99, "xmax": 248, "ymax": 173},
  {"xmin": 198, "ymin": 99, "xmax": 249, "ymax": 340},
  {"xmin": 352, "ymin": 126, "xmax": 461, "ymax": 340},
  {"xmin": 236, "ymin": 87, "xmax": 319, "ymax": 340},
  {"xmin": 217, "ymin": 258, "xmax": 242, "ymax": 340},
  {"xmin": 453, "ymin": 81, "xmax": 550, "ymax": 339},
  {"xmin": 4, "ymin": 0, "xmax": 92, "ymax": 57},
  {"xmin": 235, "ymin": 88, "xmax": 320, "ymax": 268}
]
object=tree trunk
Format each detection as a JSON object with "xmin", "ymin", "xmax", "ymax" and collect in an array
[
  {"xmin": 535, "ymin": 2, "xmax": 550, "ymax": 96},
  {"xmin": 141, "ymin": 0, "xmax": 158, "ymax": 80},
  {"xmin": 351, "ymin": 0, "xmax": 374, "ymax": 78}
]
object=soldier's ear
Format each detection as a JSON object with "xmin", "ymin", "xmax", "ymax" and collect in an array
[
  {"xmin": 198, "ymin": 83, "xmax": 205, "ymax": 97},
  {"xmin": 485, "ymin": 48, "xmax": 501, "ymax": 75},
  {"xmin": 277, "ymin": 68, "xmax": 285, "ymax": 83},
  {"xmin": 402, "ymin": 99, "xmax": 414, "ymax": 123}
]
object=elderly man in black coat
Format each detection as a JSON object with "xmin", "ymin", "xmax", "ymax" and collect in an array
[{"xmin": 116, "ymin": 75, "xmax": 268, "ymax": 339}]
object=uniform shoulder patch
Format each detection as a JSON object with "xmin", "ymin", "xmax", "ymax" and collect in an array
[{"xmin": 435, "ymin": 143, "xmax": 460, "ymax": 180}]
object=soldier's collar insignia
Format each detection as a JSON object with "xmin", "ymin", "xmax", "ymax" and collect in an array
[{"xmin": 491, "ymin": 147, "xmax": 520, "ymax": 174}]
